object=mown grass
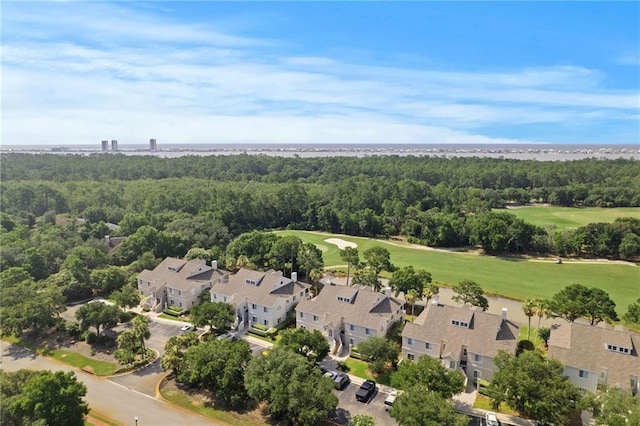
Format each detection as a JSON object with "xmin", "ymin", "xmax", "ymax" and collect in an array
[
  {"xmin": 273, "ymin": 230, "xmax": 640, "ymax": 310},
  {"xmin": 497, "ymin": 206, "xmax": 640, "ymax": 229},
  {"xmin": 49, "ymin": 349, "xmax": 117, "ymax": 376},
  {"xmin": 160, "ymin": 382, "xmax": 267, "ymax": 426},
  {"xmin": 343, "ymin": 358, "xmax": 391, "ymax": 386},
  {"xmin": 473, "ymin": 394, "xmax": 518, "ymax": 416},
  {"xmin": 158, "ymin": 313, "xmax": 187, "ymax": 322}
]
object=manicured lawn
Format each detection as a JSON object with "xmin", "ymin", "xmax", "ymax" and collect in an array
[
  {"xmin": 474, "ymin": 394, "xmax": 518, "ymax": 416},
  {"xmin": 273, "ymin": 230, "xmax": 640, "ymax": 309},
  {"xmin": 160, "ymin": 381, "xmax": 267, "ymax": 426},
  {"xmin": 49, "ymin": 349, "xmax": 117, "ymax": 376},
  {"xmin": 343, "ymin": 358, "xmax": 391, "ymax": 386},
  {"xmin": 86, "ymin": 410, "xmax": 121, "ymax": 426},
  {"xmin": 158, "ymin": 313, "xmax": 187, "ymax": 322},
  {"xmin": 518, "ymin": 326, "xmax": 543, "ymax": 348},
  {"xmin": 497, "ymin": 206, "xmax": 640, "ymax": 229}
]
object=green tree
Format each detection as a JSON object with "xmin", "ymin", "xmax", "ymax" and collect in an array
[
  {"xmin": 0, "ymin": 278, "xmax": 65, "ymax": 336},
  {"xmin": 280, "ymin": 328, "xmax": 330, "ymax": 363},
  {"xmin": 298, "ymin": 242, "xmax": 324, "ymax": 282},
  {"xmin": 451, "ymin": 279, "xmax": 489, "ymax": 311},
  {"xmin": 363, "ymin": 246, "xmax": 394, "ymax": 276},
  {"xmin": 244, "ymin": 347, "xmax": 338, "ymax": 426},
  {"xmin": 115, "ymin": 315, "xmax": 150, "ymax": 364},
  {"xmin": 178, "ymin": 339, "xmax": 252, "ymax": 408},
  {"xmin": 532, "ymin": 298, "xmax": 548, "ymax": 330},
  {"xmin": 422, "ymin": 280, "xmax": 439, "ymax": 304},
  {"xmin": 389, "ymin": 388, "xmax": 467, "ymax": 426},
  {"xmin": 538, "ymin": 327, "xmax": 551, "ymax": 347},
  {"xmin": 0, "ymin": 369, "xmax": 88, "ymax": 426},
  {"xmin": 581, "ymin": 386, "xmax": 640, "ymax": 426},
  {"xmin": 190, "ymin": 301, "xmax": 234, "ymax": 332},
  {"xmin": 161, "ymin": 332, "xmax": 200, "ymax": 376},
  {"xmin": 340, "ymin": 246, "xmax": 359, "ymax": 286},
  {"xmin": 390, "ymin": 355, "xmax": 465, "ymax": 398},
  {"xmin": 389, "ymin": 266, "xmax": 422, "ymax": 297},
  {"xmin": 623, "ymin": 298, "xmax": 640, "ymax": 325},
  {"xmin": 75, "ymin": 301, "xmax": 122, "ymax": 335},
  {"xmin": 111, "ymin": 284, "xmax": 141, "ymax": 312},
  {"xmin": 357, "ymin": 336, "xmax": 400, "ymax": 375},
  {"xmin": 547, "ymin": 283, "xmax": 618, "ymax": 324},
  {"xmin": 489, "ymin": 350, "xmax": 581, "ymax": 425},
  {"xmin": 352, "ymin": 266, "xmax": 382, "ymax": 291},
  {"xmin": 268, "ymin": 235, "xmax": 303, "ymax": 276},
  {"xmin": 522, "ymin": 298, "xmax": 536, "ymax": 340},
  {"xmin": 90, "ymin": 266, "xmax": 128, "ymax": 295},
  {"xmin": 405, "ymin": 289, "xmax": 419, "ymax": 317},
  {"xmin": 349, "ymin": 414, "xmax": 376, "ymax": 426}
]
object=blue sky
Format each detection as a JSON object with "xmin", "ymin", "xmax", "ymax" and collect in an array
[{"xmin": 2, "ymin": 1, "xmax": 639, "ymax": 145}]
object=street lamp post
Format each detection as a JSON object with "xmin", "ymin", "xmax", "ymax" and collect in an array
[{"xmin": 135, "ymin": 416, "xmax": 138, "ymax": 426}]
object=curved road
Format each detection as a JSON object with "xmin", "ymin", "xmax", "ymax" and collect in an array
[{"xmin": 1, "ymin": 342, "xmax": 222, "ymax": 426}]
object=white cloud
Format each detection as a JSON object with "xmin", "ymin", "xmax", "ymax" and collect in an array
[{"xmin": 1, "ymin": 1, "xmax": 638, "ymax": 145}]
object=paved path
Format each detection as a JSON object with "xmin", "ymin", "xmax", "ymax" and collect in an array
[{"xmin": 1, "ymin": 342, "xmax": 225, "ymax": 426}]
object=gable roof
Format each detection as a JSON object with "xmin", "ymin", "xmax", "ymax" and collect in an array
[
  {"xmin": 138, "ymin": 257, "xmax": 229, "ymax": 294},
  {"xmin": 403, "ymin": 302, "xmax": 519, "ymax": 360},
  {"xmin": 296, "ymin": 284, "xmax": 404, "ymax": 331},
  {"xmin": 211, "ymin": 268, "xmax": 311, "ymax": 307},
  {"xmin": 548, "ymin": 322, "xmax": 640, "ymax": 390}
]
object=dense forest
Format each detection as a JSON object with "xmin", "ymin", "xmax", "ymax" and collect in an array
[{"xmin": 1, "ymin": 153, "xmax": 639, "ymax": 333}]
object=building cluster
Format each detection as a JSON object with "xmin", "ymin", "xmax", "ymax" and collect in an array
[
  {"xmin": 137, "ymin": 256, "xmax": 640, "ymax": 396},
  {"xmin": 100, "ymin": 138, "xmax": 157, "ymax": 152}
]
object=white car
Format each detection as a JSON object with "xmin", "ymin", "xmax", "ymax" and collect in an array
[
  {"xmin": 486, "ymin": 412, "xmax": 500, "ymax": 426},
  {"xmin": 180, "ymin": 324, "xmax": 195, "ymax": 334}
]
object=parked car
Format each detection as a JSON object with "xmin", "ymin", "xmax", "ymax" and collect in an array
[
  {"xmin": 216, "ymin": 331, "xmax": 238, "ymax": 341},
  {"xmin": 486, "ymin": 412, "xmax": 500, "ymax": 426},
  {"xmin": 180, "ymin": 324, "xmax": 195, "ymax": 334},
  {"xmin": 323, "ymin": 371, "xmax": 350, "ymax": 390},
  {"xmin": 384, "ymin": 390, "xmax": 401, "ymax": 411},
  {"xmin": 355, "ymin": 380, "xmax": 376, "ymax": 402}
]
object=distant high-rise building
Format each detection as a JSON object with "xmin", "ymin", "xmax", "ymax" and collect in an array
[
  {"xmin": 150, "ymin": 138, "xmax": 157, "ymax": 151},
  {"xmin": 101, "ymin": 140, "xmax": 109, "ymax": 152},
  {"xmin": 111, "ymin": 140, "xmax": 119, "ymax": 152}
]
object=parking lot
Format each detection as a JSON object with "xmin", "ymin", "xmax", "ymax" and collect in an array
[{"xmin": 328, "ymin": 382, "xmax": 396, "ymax": 426}]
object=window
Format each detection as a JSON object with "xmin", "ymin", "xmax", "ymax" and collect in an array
[
  {"xmin": 252, "ymin": 316, "xmax": 257, "ymax": 323},
  {"xmin": 451, "ymin": 320, "xmax": 469, "ymax": 328},
  {"xmin": 170, "ymin": 299, "xmax": 175, "ymax": 305},
  {"xmin": 213, "ymin": 294, "xmax": 217, "ymax": 300},
  {"xmin": 463, "ymin": 348, "xmax": 467, "ymax": 355},
  {"xmin": 277, "ymin": 317, "xmax": 282, "ymax": 324},
  {"xmin": 473, "ymin": 370, "xmax": 481, "ymax": 379},
  {"xmin": 606, "ymin": 344, "xmax": 631, "ymax": 354},
  {"xmin": 425, "ymin": 342, "xmax": 430, "ymax": 350},
  {"xmin": 365, "ymin": 328, "xmax": 371, "ymax": 335},
  {"xmin": 169, "ymin": 288, "xmax": 173, "ymax": 294},
  {"xmin": 474, "ymin": 354, "xmax": 483, "ymax": 363},
  {"xmin": 179, "ymin": 302, "xmax": 182, "ymax": 307},
  {"xmin": 263, "ymin": 320, "xmax": 268, "ymax": 326},
  {"xmin": 313, "ymin": 315, "xmax": 319, "ymax": 322},
  {"xmin": 349, "ymin": 338, "xmax": 354, "ymax": 346},
  {"xmin": 252, "ymin": 304, "xmax": 257, "ymax": 309},
  {"xmin": 449, "ymin": 361, "xmax": 456, "ymax": 369},
  {"xmin": 263, "ymin": 307, "xmax": 268, "ymax": 313},
  {"xmin": 407, "ymin": 353, "xmax": 415, "ymax": 361},
  {"xmin": 223, "ymin": 296, "xmax": 227, "ymax": 302},
  {"xmin": 147, "ymin": 282, "xmax": 150, "ymax": 287},
  {"xmin": 293, "ymin": 295, "xmax": 297, "ymax": 301},
  {"xmin": 300, "ymin": 312, "xmax": 304, "ymax": 318},
  {"xmin": 349, "ymin": 324, "xmax": 354, "ymax": 331},
  {"xmin": 178, "ymin": 290, "xmax": 182, "ymax": 296},
  {"xmin": 407, "ymin": 338, "xmax": 414, "ymax": 346},
  {"xmin": 579, "ymin": 370, "xmax": 589, "ymax": 379}
]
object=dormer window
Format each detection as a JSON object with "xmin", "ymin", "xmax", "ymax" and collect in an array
[
  {"xmin": 246, "ymin": 279, "xmax": 257, "ymax": 285},
  {"xmin": 451, "ymin": 320, "xmax": 469, "ymax": 328},
  {"xmin": 606, "ymin": 344, "xmax": 631, "ymax": 354},
  {"xmin": 337, "ymin": 296, "xmax": 351, "ymax": 303}
]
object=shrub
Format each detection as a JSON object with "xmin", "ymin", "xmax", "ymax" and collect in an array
[
  {"xmin": 336, "ymin": 361, "xmax": 350, "ymax": 372},
  {"xmin": 67, "ymin": 321, "xmax": 82, "ymax": 339},
  {"xmin": 253, "ymin": 323, "xmax": 268, "ymax": 331},
  {"xmin": 517, "ymin": 339, "xmax": 535, "ymax": 354},
  {"xmin": 248, "ymin": 327, "xmax": 268, "ymax": 337},
  {"xmin": 85, "ymin": 331, "xmax": 98, "ymax": 344},
  {"xmin": 142, "ymin": 306, "xmax": 150, "ymax": 312}
]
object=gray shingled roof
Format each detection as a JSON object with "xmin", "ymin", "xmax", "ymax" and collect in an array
[
  {"xmin": 403, "ymin": 303, "xmax": 519, "ymax": 359},
  {"xmin": 211, "ymin": 268, "xmax": 311, "ymax": 307},
  {"xmin": 548, "ymin": 322, "xmax": 640, "ymax": 390},
  {"xmin": 296, "ymin": 284, "xmax": 404, "ymax": 330},
  {"xmin": 138, "ymin": 257, "xmax": 229, "ymax": 293}
]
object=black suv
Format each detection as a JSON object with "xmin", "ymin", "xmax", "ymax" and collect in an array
[{"xmin": 355, "ymin": 380, "xmax": 376, "ymax": 402}]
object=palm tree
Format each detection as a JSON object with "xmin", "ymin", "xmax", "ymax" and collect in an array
[
  {"xmin": 423, "ymin": 282, "xmax": 439, "ymax": 304},
  {"xmin": 532, "ymin": 298, "xmax": 548, "ymax": 330},
  {"xmin": 340, "ymin": 247, "xmax": 359, "ymax": 286},
  {"xmin": 132, "ymin": 315, "xmax": 150, "ymax": 356},
  {"xmin": 522, "ymin": 298, "xmax": 536, "ymax": 340},
  {"xmin": 405, "ymin": 289, "xmax": 419, "ymax": 318}
]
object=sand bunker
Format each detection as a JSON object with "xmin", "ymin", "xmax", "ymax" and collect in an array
[{"xmin": 324, "ymin": 238, "xmax": 357, "ymax": 250}]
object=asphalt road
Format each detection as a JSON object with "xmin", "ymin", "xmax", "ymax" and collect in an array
[{"xmin": 1, "ymin": 342, "xmax": 225, "ymax": 426}]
